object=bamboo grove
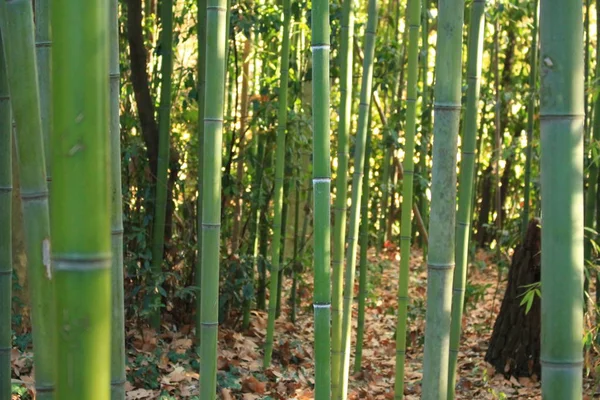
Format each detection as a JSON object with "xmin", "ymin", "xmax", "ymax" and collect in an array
[{"xmin": 0, "ymin": 0, "xmax": 597, "ymax": 398}]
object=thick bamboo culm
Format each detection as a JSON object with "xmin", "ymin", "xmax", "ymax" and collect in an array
[
  {"xmin": 539, "ymin": 0, "xmax": 584, "ymax": 398},
  {"xmin": 421, "ymin": 0, "xmax": 465, "ymax": 398},
  {"xmin": 0, "ymin": 2, "xmax": 56, "ymax": 398}
]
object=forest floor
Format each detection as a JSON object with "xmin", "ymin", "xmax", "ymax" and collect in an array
[{"xmin": 10, "ymin": 247, "xmax": 600, "ymax": 399}]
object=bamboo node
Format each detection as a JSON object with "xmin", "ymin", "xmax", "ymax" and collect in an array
[
  {"xmin": 200, "ymin": 322, "xmax": 219, "ymax": 327},
  {"xmin": 20, "ymin": 190, "xmax": 48, "ymax": 200},
  {"xmin": 313, "ymin": 303, "xmax": 331, "ymax": 309},
  {"xmin": 0, "ymin": 270, "xmax": 12, "ymax": 276},
  {"xmin": 0, "ymin": 185, "xmax": 13, "ymax": 192},
  {"xmin": 427, "ymin": 262, "xmax": 455, "ymax": 270},
  {"xmin": 540, "ymin": 358, "xmax": 583, "ymax": 368},
  {"xmin": 53, "ymin": 254, "xmax": 112, "ymax": 271},
  {"xmin": 35, "ymin": 40, "xmax": 52, "ymax": 48}
]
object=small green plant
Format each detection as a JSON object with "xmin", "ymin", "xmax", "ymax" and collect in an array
[{"xmin": 518, "ymin": 281, "xmax": 541, "ymax": 314}]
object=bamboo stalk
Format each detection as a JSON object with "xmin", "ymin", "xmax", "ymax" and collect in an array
[
  {"xmin": 311, "ymin": 0, "xmax": 332, "ymax": 392},
  {"xmin": 150, "ymin": 0, "xmax": 174, "ymax": 330},
  {"xmin": 447, "ymin": 1, "xmax": 485, "ymax": 398},
  {"xmin": 338, "ymin": 0, "xmax": 378, "ymax": 396},
  {"xmin": 35, "ymin": 0, "xmax": 51, "ymax": 181},
  {"xmin": 51, "ymin": 0, "xmax": 111, "ymax": 397},
  {"xmin": 539, "ymin": 0, "xmax": 584, "ymax": 398},
  {"xmin": 199, "ymin": 0, "xmax": 228, "ymax": 392},
  {"xmin": 109, "ymin": 0, "xmax": 126, "ymax": 397},
  {"xmin": 0, "ymin": 30, "xmax": 12, "ymax": 400},
  {"xmin": 196, "ymin": 0, "xmax": 207, "ymax": 351},
  {"xmin": 331, "ymin": 0, "xmax": 355, "ymax": 391},
  {"xmin": 0, "ymin": 2, "xmax": 56, "ymax": 398},
  {"xmin": 263, "ymin": 0, "xmax": 292, "ymax": 367},
  {"xmin": 353, "ymin": 110, "xmax": 372, "ymax": 373},
  {"xmin": 394, "ymin": 0, "xmax": 421, "ymax": 395},
  {"xmin": 521, "ymin": 0, "xmax": 539, "ymax": 237},
  {"xmin": 421, "ymin": 0, "xmax": 464, "ymax": 397}
]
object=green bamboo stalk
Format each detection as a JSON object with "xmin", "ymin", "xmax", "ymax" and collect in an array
[
  {"xmin": 447, "ymin": 1, "xmax": 485, "ymax": 397},
  {"xmin": 377, "ymin": 141, "xmax": 392, "ymax": 252},
  {"xmin": 353, "ymin": 110, "xmax": 372, "ymax": 373},
  {"xmin": 539, "ymin": 0, "xmax": 584, "ymax": 398},
  {"xmin": 109, "ymin": 0, "xmax": 126, "ymax": 397},
  {"xmin": 243, "ymin": 130, "xmax": 265, "ymax": 329},
  {"xmin": 0, "ymin": 2, "xmax": 56, "ymax": 398},
  {"xmin": 51, "ymin": 0, "xmax": 110, "ymax": 397},
  {"xmin": 311, "ymin": 0, "xmax": 332, "ymax": 393},
  {"xmin": 0, "ymin": 30, "xmax": 12, "ymax": 400},
  {"xmin": 584, "ymin": 0, "xmax": 599, "ymax": 297},
  {"xmin": 196, "ymin": 0, "xmax": 207, "ymax": 350},
  {"xmin": 420, "ymin": 0, "xmax": 464, "ymax": 397},
  {"xmin": 418, "ymin": 0, "xmax": 430, "ymax": 251},
  {"xmin": 276, "ymin": 159, "xmax": 292, "ymax": 318},
  {"xmin": 584, "ymin": 0, "xmax": 590, "ymax": 139},
  {"xmin": 150, "ymin": 0, "xmax": 174, "ymax": 330},
  {"xmin": 35, "ymin": 0, "xmax": 51, "ymax": 181},
  {"xmin": 521, "ymin": 0, "xmax": 539, "ymax": 237},
  {"xmin": 199, "ymin": 0, "xmax": 228, "ymax": 392},
  {"xmin": 331, "ymin": 0, "xmax": 355, "ymax": 391},
  {"xmin": 339, "ymin": 0, "xmax": 378, "ymax": 397},
  {"xmin": 263, "ymin": 0, "xmax": 292, "ymax": 368},
  {"xmin": 594, "ymin": 0, "xmax": 600, "ymax": 309},
  {"xmin": 394, "ymin": 0, "xmax": 421, "ymax": 396}
]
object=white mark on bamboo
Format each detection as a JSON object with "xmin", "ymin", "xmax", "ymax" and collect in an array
[
  {"xmin": 543, "ymin": 57, "xmax": 553, "ymax": 68},
  {"xmin": 68, "ymin": 141, "xmax": 84, "ymax": 156},
  {"xmin": 43, "ymin": 238, "xmax": 51, "ymax": 279}
]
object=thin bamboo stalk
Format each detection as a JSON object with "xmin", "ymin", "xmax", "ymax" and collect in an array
[
  {"xmin": 34, "ymin": 0, "xmax": 51, "ymax": 181},
  {"xmin": 0, "ymin": 30, "xmax": 12, "ymax": 400},
  {"xmin": 339, "ymin": 0, "xmax": 378, "ymax": 396},
  {"xmin": 0, "ymin": 2, "xmax": 56, "ymax": 398},
  {"xmin": 521, "ymin": 0, "xmax": 539, "ymax": 237},
  {"xmin": 353, "ymin": 110, "xmax": 372, "ymax": 373},
  {"xmin": 109, "ymin": 0, "xmax": 126, "ymax": 397},
  {"xmin": 539, "ymin": 0, "xmax": 584, "ymax": 398},
  {"xmin": 150, "ymin": 0, "xmax": 174, "ymax": 329},
  {"xmin": 196, "ymin": 0, "xmax": 207, "ymax": 350},
  {"xmin": 421, "ymin": 0, "xmax": 464, "ymax": 397},
  {"xmin": 331, "ymin": 0, "xmax": 355, "ymax": 391},
  {"xmin": 447, "ymin": 1, "xmax": 485, "ymax": 398},
  {"xmin": 51, "ymin": 0, "xmax": 111, "ymax": 397},
  {"xmin": 263, "ymin": 0, "xmax": 292, "ymax": 367},
  {"xmin": 199, "ymin": 0, "xmax": 228, "ymax": 392},
  {"xmin": 394, "ymin": 0, "xmax": 421, "ymax": 395},
  {"xmin": 311, "ymin": 0, "xmax": 332, "ymax": 392}
]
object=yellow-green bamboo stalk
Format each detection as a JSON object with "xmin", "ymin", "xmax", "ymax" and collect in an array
[
  {"xmin": 35, "ymin": 0, "xmax": 51, "ymax": 181},
  {"xmin": 0, "ymin": 2, "xmax": 56, "ymax": 398},
  {"xmin": 51, "ymin": 0, "xmax": 111, "ymax": 398},
  {"xmin": 0, "ymin": 30, "xmax": 12, "ymax": 400},
  {"xmin": 339, "ymin": 0, "xmax": 378, "ymax": 397},
  {"xmin": 196, "ymin": 0, "xmax": 207, "ymax": 351},
  {"xmin": 331, "ymin": 0, "xmax": 355, "ymax": 392},
  {"xmin": 109, "ymin": 0, "xmax": 126, "ymax": 397},
  {"xmin": 394, "ymin": 0, "xmax": 420, "ymax": 396},
  {"xmin": 263, "ymin": 0, "xmax": 292, "ymax": 368}
]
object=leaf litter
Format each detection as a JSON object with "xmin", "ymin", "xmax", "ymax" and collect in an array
[{"xmin": 10, "ymin": 247, "xmax": 600, "ymax": 399}]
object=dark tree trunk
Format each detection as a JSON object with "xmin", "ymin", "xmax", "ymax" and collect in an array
[
  {"xmin": 485, "ymin": 218, "xmax": 541, "ymax": 379},
  {"xmin": 126, "ymin": 0, "xmax": 159, "ymax": 178}
]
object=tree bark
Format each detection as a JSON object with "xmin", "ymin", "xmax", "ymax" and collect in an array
[{"xmin": 485, "ymin": 218, "xmax": 541, "ymax": 379}]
